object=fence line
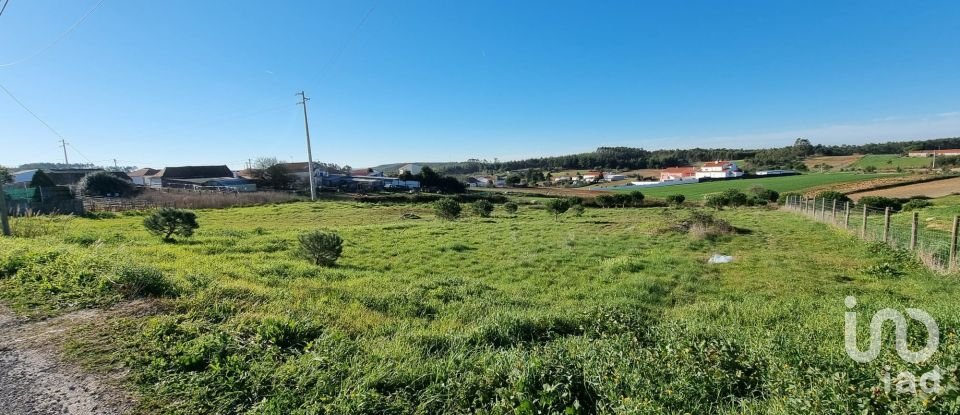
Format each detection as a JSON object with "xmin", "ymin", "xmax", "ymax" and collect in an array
[{"xmin": 783, "ymin": 195, "xmax": 959, "ymax": 273}]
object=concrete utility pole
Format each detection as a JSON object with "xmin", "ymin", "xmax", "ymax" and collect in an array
[
  {"xmin": 296, "ymin": 91, "xmax": 316, "ymax": 201},
  {"xmin": 113, "ymin": 158, "xmax": 118, "ymax": 169},
  {"xmin": 59, "ymin": 139, "xmax": 69, "ymax": 165}
]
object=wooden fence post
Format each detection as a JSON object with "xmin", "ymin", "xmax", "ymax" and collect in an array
[
  {"xmin": 861, "ymin": 205, "xmax": 868, "ymax": 239},
  {"xmin": 832, "ymin": 199, "xmax": 838, "ymax": 224},
  {"xmin": 820, "ymin": 198, "xmax": 826, "ymax": 221},
  {"xmin": 844, "ymin": 202, "xmax": 850, "ymax": 229},
  {"xmin": 910, "ymin": 212, "xmax": 919, "ymax": 251},
  {"xmin": 883, "ymin": 207, "xmax": 891, "ymax": 242},
  {"xmin": 951, "ymin": 216, "xmax": 959, "ymax": 272},
  {"xmin": 0, "ymin": 180, "xmax": 10, "ymax": 236}
]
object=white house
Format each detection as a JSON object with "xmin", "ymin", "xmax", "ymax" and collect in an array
[
  {"xmin": 695, "ymin": 161, "xmax": 744, "ymax": 179},
  {"xmin": 581, "ymin": 171, "xmax": 603, "ymax": 182},
  {"xmin": 399, "ymin": 164, "xmax": 422, "ymax": 176},
  {"xmin": 128, "ymin": 168, "xmax": 160, "ymax": 186},
  {"xmin": 604, "ymin": 172, "xmax": 626, "ymax": 181}
]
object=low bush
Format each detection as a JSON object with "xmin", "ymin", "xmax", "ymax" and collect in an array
[
  {"xmin": 144, "ymin": 208, "xmax": 199, "ymax": 241},
  {"xmin": 570, "ymin": 204, "xmax": 585, "ymax": 217},
  {"xmin": 471, "ymin": 200, "xmax": 494, "ymax": 217},
  {"xmin": 858, "ymin": 196, "xmax": 903, "ymax": 211},
  {"xmin": 502, "ymin": 201, "xmax": 518, "ymax": 215},
  {"xmin": 901, "ymin": 198, "xmax": 932, "ymax": 211},
  {"xmin": 434, "ymin": 198, "xmax": 462, "ymax": 220},
  {"xmin": 665, "ymin": 194, "xmax": 685, "ymax": 206},
  {"xmin": 297, "ymin": 230, "xmax": 343, "ymax": 267},
  {"xmin": 545, "ymin": 198, "xmax": 572, "ymax": 220},
  {"xmin": 78, "ymin": 171, "xmax": 136, "ymax": 197}
]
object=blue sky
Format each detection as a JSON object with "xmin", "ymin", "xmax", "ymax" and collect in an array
[{"xmin": 1, "ymin": 0, "xmax": 959, "ymax": 169}]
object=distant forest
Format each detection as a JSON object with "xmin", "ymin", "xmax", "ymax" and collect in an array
[{"xmin": 435, "ymin": 137, "xmax": 960, "ymax": 174}]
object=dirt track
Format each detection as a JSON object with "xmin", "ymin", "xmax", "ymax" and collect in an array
[
  {"xmin": 0, "ymin": 306, "xmax": 135, "ymax": 415},
  {"xmin": 848, "ymin": 176, "xmax": 960, "ymax": 200}
]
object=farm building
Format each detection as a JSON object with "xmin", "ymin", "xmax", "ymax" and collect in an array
[
  {"xmin": 908, "ymin": 149, "xmax": 960, "ymax": 157},
  {"xmin": 319, "ymin": 174, "xmax": 420, "ymax": 191},
  {"xmin": 152, "ymin": 165, "xmax": 256, "ymax": 192},
  {"xmin": 755, "ymin": 169, "xmax": 797, "ymax": 176},
  {"xmin": 695, "ymin": 161, "xmax": 744, "ymax": 179},
  {"xmin": 129, "ymin": 168, "xmax": 160, "ymax": 186},
  {"xmin": 660, "ymin": 167, "xmax": 697, "ymax": 181},
  {"xmin": 10, "ymin": 169, "xmax": 38, "ymax": 185}
]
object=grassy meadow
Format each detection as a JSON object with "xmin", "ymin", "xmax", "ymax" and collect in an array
[
  {"xmin": 616, "ymin": 172, "xmax": 887, "ymax": 200},
  {"xmin": 852, "ymin": 154, "xmax": 936, "ymax": 171},
  {"xmin": 2, "ymin": 201, "xmax": 960, "ymax": 413}
]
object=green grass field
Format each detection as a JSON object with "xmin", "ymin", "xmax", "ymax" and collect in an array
[
  {"xmin": 2, "ymin": 201, "xmax": 960, "ymax": 413},
  {"xmin": 616, "ymin": 172, "xmax": 887, "ymax": 200},
  {"xmin": 852, "ymin": 154, "xmax": 935, "ymax": 171}
]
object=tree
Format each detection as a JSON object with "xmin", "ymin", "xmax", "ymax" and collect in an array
[
  {"xmin": 0, "ymin": 167, "xmax": 10, "ymax": 184},
  {"xmin": 29, "ymin": 170, "xmax": 56, "ymax": 187},
  {"xmin": 628, "ymin": 190, "xmax": 645, "ymax": 207},
  {"xmin": 78, "ymin": 171, "xmax": 135, "ymax": 197},
  {"xmin": 434, "ymin": 198, "xmax": 462, "ymax": 220},
  {"xmin": 666, "ymin": 194, "xmax": 686, "ymax": 206},
  {"xmin": 594, "ymin": 194, "xmax": 616, "ymax": 208},
  {"xmin": 471, "ymin": 200, "xmax": 494, "ymax": 217},
  {"xmin": 252, "ymin": 158, "xmax": 294, "ymax": 189},
  {"xmin": 545, "ymin": 198, "xmax": 571, "ymax": 220},
  {"xmin": 297, "ymin": 230, "xmax": 343, "ymax": 266},
  {"xmin": 143, "ymin": 208, "xmax": 199, "ymax": 241},
  {"xmin": 863, "ymin": 165, "xmax": 877, "ymax": 173},
  {"xmin": 502, "ymin": 201, "xmax": 518, "ymax": 215}
]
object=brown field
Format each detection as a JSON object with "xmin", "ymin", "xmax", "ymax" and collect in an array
[
  {"xmin": 803, "ymin": 155, "xmax": 864, "ymax": 170},
  {"xmin": 847, "ymin": 176, "xmax": 960, "ymax": 201},
  {"xmin": 802, "ymin": 174, "xmax": 917, "ymax": 196}
]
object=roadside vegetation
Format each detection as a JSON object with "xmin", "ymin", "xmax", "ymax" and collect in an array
[{"xmin": 1, "ymin": 200, "xmax": 959, "ymax": 413}]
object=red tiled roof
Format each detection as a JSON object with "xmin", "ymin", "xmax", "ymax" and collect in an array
[
  {"xmin": 702, "ymin": 161, "xmax": 730, "ymax": 167},
  {"xmin": 661, "ymin": 167, "xmax": 696, "ymax": 173}
]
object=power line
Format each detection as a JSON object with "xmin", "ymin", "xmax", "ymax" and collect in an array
[
  {"xmin": 309, "ymin": 0, "xmax": 380, "ymax": 85},
  {"xmin": 0, "ymin": 81, "xmax": 66, "ymax": 139},
  {"xmin": 0, "ymin": 0, "xmax": 107, "ymax": 68},
  {"xmin": 0, "ymin": 0, "xmax": 11, "ymax": 18}
]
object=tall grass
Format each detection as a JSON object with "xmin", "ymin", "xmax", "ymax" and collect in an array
[{"xmin": 2, "ymin": 201, "xmax": 959, "ymax": 413}]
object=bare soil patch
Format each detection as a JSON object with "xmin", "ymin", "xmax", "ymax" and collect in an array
[
  {"xmin": 0, "ymin": 302, "xmax": 154, "ymax": 415},
  {"xmin": 848, "ymin": 176, "xmax": 960, "ymax": 201}
]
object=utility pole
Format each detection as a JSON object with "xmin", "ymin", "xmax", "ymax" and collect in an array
[
  {"xmin": 113, "ymin": 158, "xmax": 118, "ymax": 170},
  {"xmin": 296, "ymin": 91, "xmax": 316, "ymax": 201},
  {"xmin": 59, "ymin": 139, "xmax": 69, "ymax": 165}
]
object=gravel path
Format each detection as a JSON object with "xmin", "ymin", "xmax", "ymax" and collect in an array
[{"xmin": 0, "ymin": 307, "xmax": 133, "ymax": 415}]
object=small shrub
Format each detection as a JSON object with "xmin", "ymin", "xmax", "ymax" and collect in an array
[
  {"xmin": 704, "ymin": 193, "xmax": 729, "ymax": 210},
  {"xmin": 571, "ymin": 204, "xmax": 585, "ymax": 217},
  {"xmin": 858, "ymin": 196, "xmax": 903, "ymax": 211},
  {"xmin": 627, "ymin": 190, "xmax": 645, "ymax": 207},
  {"xmin": 471, "ymin": 200, "xmax": 494, "ymax": 217},
  {"xmin": 434, "ymin": 198, "xmax": 462, "ymax": 220},
  {"xmin": 863, "ymin": 165, "xmax": 878, "ymax": 173},
  {"xmin": 748, "ymin": 186, "xmax": 779, "ymax": 203},
  {"xmin": 864, "ymin": 262, "xmax": 904, "ymax": 279},
  {"xmin": 721, "ymin": 189, "xmax": 748, "ymax": 207},
  {"xmin": 666, "ymin": 194, "xmax": 686, "ymax": 206},
  {"xmin": 297, "ymin": 230, "xmax": 343, "ymax": 267},
  {"xmin": 902, "ymin": 198, "xmax": 932, "ymax": 211},
  {"xmin": 143, "ymin": 208, "xmax": 199, "ymax": 241},
  {"xmin": 777, "ymin": 192, "xmax": 801, "ymax": 205},
  {"xmin": 105, "ymin": 264, "xmax": 175, "ymax": 298},
  {"xmin": 502, "ymin": 202, "xmax": 518, "ymax": 214}
]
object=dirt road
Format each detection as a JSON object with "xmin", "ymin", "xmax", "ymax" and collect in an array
[{"xmin": 0, "ymin": 307, "xmax": 133, "ymax": 415}]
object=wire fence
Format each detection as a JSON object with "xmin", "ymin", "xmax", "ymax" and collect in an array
[{"xmin": 783, "ymin": 196, "xmax": 959, "ymax": 273}]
